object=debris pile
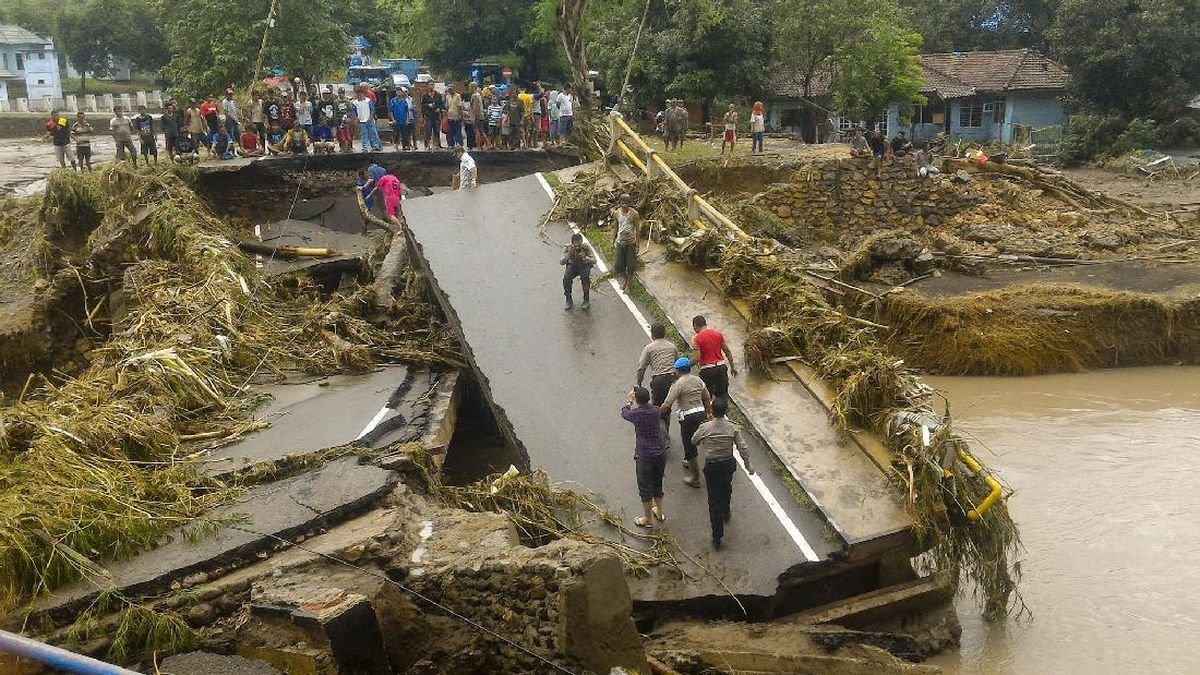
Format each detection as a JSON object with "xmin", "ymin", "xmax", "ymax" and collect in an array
[{"xmin": 0, "ymin": 165, "xmax": 457, "ymax": 615}]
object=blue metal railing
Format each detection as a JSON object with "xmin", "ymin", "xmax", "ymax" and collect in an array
[{"xmin": 0, "ymin": 629, "xmax": 139, "ymax": 675}]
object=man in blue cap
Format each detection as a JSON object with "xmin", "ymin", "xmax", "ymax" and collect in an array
[{"xmin": 659, "ymin": 356, "xmax": 712, "ymax": 487}]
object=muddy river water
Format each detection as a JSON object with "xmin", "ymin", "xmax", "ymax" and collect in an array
[{"xmin": 924, "ymin": 367, "xmax": 1200, "ymax": 674}]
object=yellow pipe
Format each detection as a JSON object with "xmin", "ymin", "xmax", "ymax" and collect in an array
[
  {"xmin": 613, "ymin": 118, "xmax": 753, "ymax": 242},
  {"xmin": 957, "ymin": 449, "xmax": 1002, "ymax": 520},
  {"xmin": 615, "ymin": 139, "xmax": 647, "ymax": 172}
]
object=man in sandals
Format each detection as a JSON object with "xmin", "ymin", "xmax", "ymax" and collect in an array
[
  {"xmin": 692, "ymin": 397, "xmax": 755, "ymax": 549},
  {"xmin": 621, "ymin": 386, "xmax": 667, "ymax": 529}
]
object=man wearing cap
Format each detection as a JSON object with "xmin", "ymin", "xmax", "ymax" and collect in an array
[
  {"xmin": 636, "ymin": 323, "xmax": 679, "ymax": 447},
  {"xmin": 611, "ymin": 193, "xmax": 641, "ymax": 291},
  {"xmin": 691, "ymin": 314, "xmax": 738, "ymax": 401},
  {"xmin": 659, "ymin": 357, "xmax": 713, "ymax": 487},
  {"xmin": 279, "ymin": 91, "xmax": 296, "ymax": 131}
]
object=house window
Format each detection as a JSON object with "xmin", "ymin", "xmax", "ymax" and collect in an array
[
  {"xmin": 37, "ymin": 52, "xmax": 45, "ymax": 60},
  {"xmin": 838, "ymin": 115, "xmax": 854, "ymax": 131},
  {"xmin": 877, "ymin": 111, "xmax": 888, "ymax": 136},
  {"xmin": 993, "ymin": 97, "xmax": 1007, "ymax": 125},
  {"xmin": 15, "ymin": 53, "xmax": 24, "ymax": 71},
  {"xmin": 961, "ymin": 99, "xmax": 983, "ymax": 128},
  {"xmin": 919, "ymin": 98, "xmax": 946, "ymax": 125},
  {"xmin": 37, "ymin": 79, "xmax": 45, "ymax": 84}
]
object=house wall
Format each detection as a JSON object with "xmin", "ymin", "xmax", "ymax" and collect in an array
[
  {"xmin": 19, "ymin": 43, "xmax": 62, "ymax": 100},
  {"xmin": 1002, "ymin": 92, "xmax": 1066, "ymax": 143}
]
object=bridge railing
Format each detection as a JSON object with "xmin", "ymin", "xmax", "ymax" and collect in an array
[
  {"xmin": 608, "ymin": 115, "xmax": 751, "ymax": 242},
  {"xmin": 0, "ymin": 628, "xmax": 139, "ymax": 674},
  {"xmin": 604, "ymin": 115, "xmax": 1002, "ymax": 523}
]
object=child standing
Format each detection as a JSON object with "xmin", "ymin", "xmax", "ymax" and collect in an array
[{"xmin": 71, "ymin": 112, "xmax": 93, "ymax": 171}]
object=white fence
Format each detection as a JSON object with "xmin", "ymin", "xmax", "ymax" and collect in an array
[{"xmin": 0, "ymin": 91, "xmax": 167, "ymax": 114}]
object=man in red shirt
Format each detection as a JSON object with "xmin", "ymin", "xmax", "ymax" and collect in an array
[
  {"xmin": 237, "ymin": 129, "xmax": 263, "ymax": 157},
  {"xmin": 691, "ymin": 314, "xmax": 738, "ymax": 401}
]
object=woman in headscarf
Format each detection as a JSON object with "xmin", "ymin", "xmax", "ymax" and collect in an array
[{"xmin": 749, "ymin": 101, "xmax": 766, "ymax": 154}]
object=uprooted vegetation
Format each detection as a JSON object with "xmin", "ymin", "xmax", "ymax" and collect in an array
[
  {"xmin": 0, "ymin": 166, "xmax": 460, "ymax": 619},
  {"xmin": 553, "ymin": 170, "xmax": 1024, "ymax": 620}
]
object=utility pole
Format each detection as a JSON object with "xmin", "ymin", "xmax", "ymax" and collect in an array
[{"xmin": 250, "ymin": 0, "xmax": 280, "ymax": 95}]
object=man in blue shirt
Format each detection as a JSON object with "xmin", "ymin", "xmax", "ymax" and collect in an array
[
  {"xmin": 367, "ymin": 160, "xmax": 387, "ymax": 185},
  {"xmin": 389, "ymin": 89, "xmax": 414, "ymax": 151}
]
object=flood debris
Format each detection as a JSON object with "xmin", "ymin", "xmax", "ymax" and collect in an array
[{"xmin": 0, "ymin": 164, "xmax": 458, "ymax": 622}]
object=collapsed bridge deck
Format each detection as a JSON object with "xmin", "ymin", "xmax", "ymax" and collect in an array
[{"xmin": 401, "ymin": 173, "xmax": 911, "ymax": 604}]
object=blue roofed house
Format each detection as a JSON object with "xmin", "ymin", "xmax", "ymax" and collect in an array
[{"xmin": 768, "ymin": 49, "xmax": 1070, "ymax": 145}]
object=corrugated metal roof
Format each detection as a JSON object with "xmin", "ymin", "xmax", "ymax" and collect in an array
[{"xmin": 0, "ymin": 24, "xmax": 53, "ymax": 46}]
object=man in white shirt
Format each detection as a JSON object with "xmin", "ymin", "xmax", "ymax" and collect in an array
[
  {"xmin": 352, "ymin": 87, "xmax": 381, "ymax": 152},
  {"xmin": 557, "ymin": 85, "xmax": 575, "ymax": 138},
  {"xmin": 455, "ymin": 147, "xmax": 477, "ymax": 189}
]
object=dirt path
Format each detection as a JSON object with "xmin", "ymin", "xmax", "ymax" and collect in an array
[{"xmin": 1061, "ymin": 165, "xmax": 1200, "ymax": 211}]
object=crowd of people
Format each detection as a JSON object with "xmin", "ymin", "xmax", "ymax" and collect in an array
[
  {"xmin": 42, "ymin": 78, "xmax": 582, "ymax": 170},
  {"xmin": 562, "ymin": 194, "xmax": 756, "ymax": 549}
]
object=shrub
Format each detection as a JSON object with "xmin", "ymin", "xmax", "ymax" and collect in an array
[
  {"xmin": 1059, "ymin": 113, "xmax": 1127, "ymax": 165},
  {"xmin": 1156, "ymin": 116, "xmax": 1200, "ymax": 148},
  {"xmin": 1113, "ymin": 118, "xmax": 1158, "ymax": 154}
]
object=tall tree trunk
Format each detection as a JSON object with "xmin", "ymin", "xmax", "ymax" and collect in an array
[
  {"xmin": 556, "ymin": 0, "xmax": 592, "ymax": 109},
  {"xmin": 80, "ymin": 71, "xmax": 87, "ymax": 98}
]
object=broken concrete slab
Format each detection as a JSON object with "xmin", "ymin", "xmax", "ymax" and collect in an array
[
  {"xmin": 37, "ymin": 457, "xmax": 398, "ymax": 618},
  {"xmin": 249, "ymin": 586, "xmax": 390, "ymax": 675},
  {"xmin": 401, "ymin": 175, "xmax": 836, "ymax": 604},
  {"xmin": 253, "ymin": 215, "xmax": 386, "ymax": 278},
  {"xmin": 201, "ymin": 366, "xmax": 435, "ymax": 476},
  {"xmin": 160, "ymin": 652, "xmax": 282, "ymax": 675},
  {"xmin": 636, "ymin": 248, "xmax": 912, "ymax": 549}
]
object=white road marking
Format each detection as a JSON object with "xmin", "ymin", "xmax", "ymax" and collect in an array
[
  {"xmin": 355, "ymin": 405, "xmax": 391, "ymax": 441},
  {"xmin": 536, "ymin": 172, "xmax": 820, "ymax": 561}
]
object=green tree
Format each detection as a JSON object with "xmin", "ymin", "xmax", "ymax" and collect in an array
[
  {"xmin": 900, "ymin": 0, "xmax": 1058, "ymax": 52},
  {"xmin": 1050, "ymin": 0, "xmax": 1200, "ymax": 119},
  {"xmin": 772, "ymin": 0, "xmax": 924, "ymax": 140},
  {"xmin": 412, "ymin": 0, "xmax": 564, "ymax": 79},
  {"xmin": 56, "ymin": 0, "xmax": 134, "ymax": 96},
  {"xmin": 162, "ymin": 0, "xmax": 348, "ymax": 98},
  {"xmin": 588, "ymin": 0, "xmax": 772, "ymax": 119}
]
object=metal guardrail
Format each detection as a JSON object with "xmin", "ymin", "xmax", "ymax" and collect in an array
[
  {"xmin": 609, "ymin": 116, "xmax": 1002, "ymax": 523},
  {"xmin": 609, "ymin": 115, "xmax": 751, "ymax": 241},
  {"xmin": 0, "ymin": 628, "xmax": 139, "ymax": 674}
]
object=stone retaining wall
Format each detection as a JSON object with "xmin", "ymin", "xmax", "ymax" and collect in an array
[{"xmin": 750, "ymin": 156, "xmax": 983, "ymax": 231}]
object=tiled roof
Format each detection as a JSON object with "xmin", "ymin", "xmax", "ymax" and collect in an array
[
  {"xmin": 768, "ymin": 66, "xmax": 835, "ymax": 99},
  {"xmin": 771, "ymin": 49, "xmax": 1068, "ymax": 100},
  {"xmin": 919, "ymin": 50, "xmax": 1069, "ymax": 96},
  {"xmin": 0, "ymin": 24, "xmax": 53, "ymax": 47}
]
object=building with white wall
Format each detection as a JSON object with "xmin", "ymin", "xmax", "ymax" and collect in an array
[{"xmin": 0, "ymin": 24, "xmax": 64, "ymax": 103}]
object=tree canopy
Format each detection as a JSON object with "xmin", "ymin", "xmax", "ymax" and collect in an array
[
  {"xmin": 1051, "ymin": 0, "xmax": 1200, "ymax": 119},
  {"xmin": 587, "ymin": 0, "xmax": 771, "ymax": 116},
  {"xmin": 161, "ymin": 0, "xmax": 348, "ymax": 98},
  {"xmin": 771, "ymin": 0, "xmax": 924, "ymax": 135}
]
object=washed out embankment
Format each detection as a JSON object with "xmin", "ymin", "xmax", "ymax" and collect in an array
[
  {"xmin": 0, "ymin": 164, "xmax": 459, "ymax": 617},
  {"xmin": 664, "ymin": 152, "xmax": 1200, "ymax": 376}
]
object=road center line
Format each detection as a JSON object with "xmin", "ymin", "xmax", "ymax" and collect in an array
[{"xmin": 536, "ymin": 172, "xmax": 819, "ymax": 561}]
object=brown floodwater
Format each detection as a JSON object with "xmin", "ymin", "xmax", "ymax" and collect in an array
[{"xmin": 924, "ymin": 367, "xmax": 1200, "ymax": 674}]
